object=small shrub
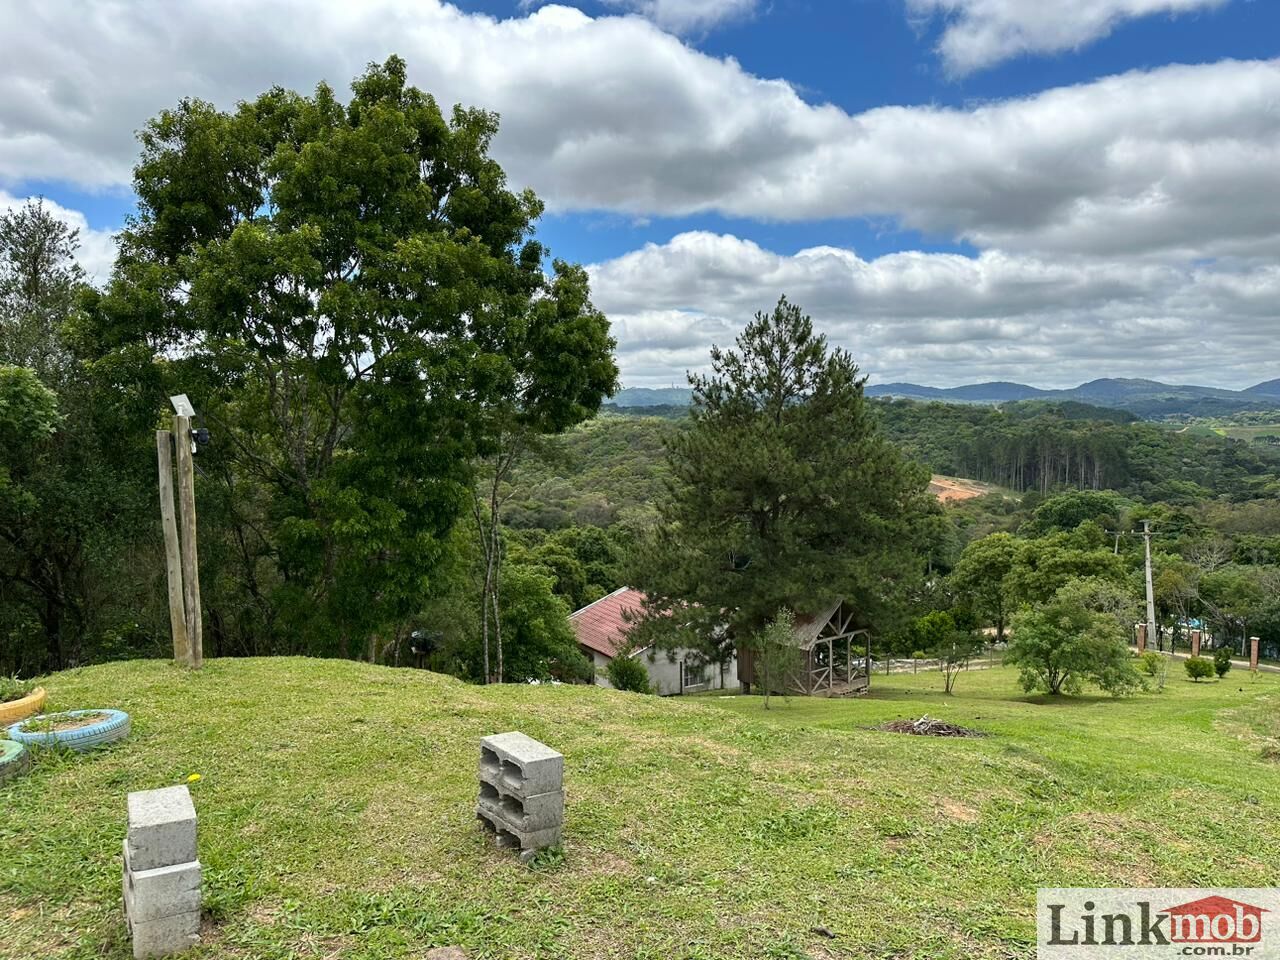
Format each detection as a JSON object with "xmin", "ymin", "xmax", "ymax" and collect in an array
[
  {"xmin": 1139, "ymin": 651, "xmax": 1162, "ymax": 677},
  {"xmin": 606, "ymin": 655, "xmax": 651, "ymax": 694},
  {"xmin": 0, "ymin": 676, "xmax": 34, "ymax": 704},
  {"xmin": 1184, "ymin": 657, "xmax": 1215, "ymax": 682},
  {"xmin": 1213, "ymin": 646, "xmax": 1232, "ymax": 678}
]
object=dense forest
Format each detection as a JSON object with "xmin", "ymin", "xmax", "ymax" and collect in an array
[
  {"xmin": 875, "ymin": 400, "xmax": 1280, "ymax": 502},
  {"xmin": 547, "ymin": 399, "xmax": 1280, "ymax": 524}
]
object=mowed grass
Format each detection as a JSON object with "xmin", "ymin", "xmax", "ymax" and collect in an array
[{"xmin": 2, "ymin": 659, "xmax": 1278, "ymax": 960}]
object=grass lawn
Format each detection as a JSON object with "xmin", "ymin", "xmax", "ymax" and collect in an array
[{"xmin": 2, "ymin": 659, "xmax": 1278, "ymax": 960}]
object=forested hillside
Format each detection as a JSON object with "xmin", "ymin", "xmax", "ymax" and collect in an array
[
  {"xmin": 505, "ymin": 415, "xmax": 673, "ymax": 532},
  {"xmin": 876, "ymin": 400, "xmax": 1280, "ymax": 502},
  {"xmin": 514, "ymin": 401, "xmax": 1280, "ymax": 533}
]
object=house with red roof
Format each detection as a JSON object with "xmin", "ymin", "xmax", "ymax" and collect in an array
[{"xmin": 569, "ymin": 587, "xmax": 739, "ymax": 695}]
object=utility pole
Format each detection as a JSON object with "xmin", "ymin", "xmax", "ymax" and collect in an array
[
  {"xmin": 1112, "ymin": 521, "xmax": 1168, "ymax": 674},
  {"xmin": 1142, "ymin": 520, "xmax": 1157, "ymax": 651},
  {"xmin": 1141, "ymin": 518, "xmax": 1170, "ymax": 689}
]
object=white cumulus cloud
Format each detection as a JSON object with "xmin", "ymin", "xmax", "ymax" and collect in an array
[
  {"xmin": 596, "ymin": 0, "xmax": 757, "ymax": 33},
  {"xmin": 588, "ymin": 232, "xmax": 1280, "ymax": 388},
  {"xmin": 908, "ymin": 0, "xmax": 1230, "ymax": 75},
  {"xmin": 0, "ymin": 3, "xmax": 1275, "ymax": 260}
]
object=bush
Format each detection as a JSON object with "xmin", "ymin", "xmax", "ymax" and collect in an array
[
  {"xmin": 1213, "ymin": 646, "xmax": 1232, "ymax": 678},
  {"xmin": 1138, "ymin": 651, "xmax": 1163, "ymax": 677},
  {"xmin": 1184, "ymin": 657, "xmax": 1215, "ymax": 682},
  {"xmin": 0, "ymin": 675, "xmax": 34, "ymax": 704},
  {"xmin": 606, "ymin": 655, "xmax": 652, "ymax": 694}
]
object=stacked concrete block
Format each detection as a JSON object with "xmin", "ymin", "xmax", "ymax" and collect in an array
[
  {"xmin": 123, "ymin": 786, "xmax": 201, "ymax": 959},
  {"xmin": 476, "ymin": 732, "xmax": 563, "ymax": 862}
]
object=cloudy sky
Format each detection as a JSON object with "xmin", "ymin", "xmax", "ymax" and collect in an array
[{"xmin": 2, "ymin": 0, "xmax": 1278, "ymax": 389}]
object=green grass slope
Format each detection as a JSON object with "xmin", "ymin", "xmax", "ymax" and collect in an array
[{"xmin": 2, "ymin": 659, "xmax": 1278, "ymax": 959}]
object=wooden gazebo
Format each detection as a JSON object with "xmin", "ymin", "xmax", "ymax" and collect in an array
[{"xmin": 738, "ymin": 599, "xmax": 871, "ymax": 697}]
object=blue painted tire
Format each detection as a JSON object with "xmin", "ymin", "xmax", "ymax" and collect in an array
[
  {"xmin": 0, "ymin": 739, "xmax": 30, "ymax": 784},
  {"xmin": 8, "ymin": 709, "xmax": 131, "ymax": 752}
]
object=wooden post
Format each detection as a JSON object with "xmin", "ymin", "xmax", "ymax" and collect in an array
[
  {"xmin": 1136, "ymin": 623, "xmax": 1147, "ymax": 653},
  {"xmin": 156, "ymin": 430, "xmax": 189, "ymax": 664},
  {"xmin": 1190, "ymin": 629, "xmax": 1201, "ymax": 658},
  {"xmin": 1250, "ymin": 636, "xmax": 1260, "ymax": 672},
  {"xmin": 866, "ymin": 632, "xmax": 872, "ymax": 692},
  {"xmin": 173, "ymin": 415, "xmax": 203, "ymax": 669}
]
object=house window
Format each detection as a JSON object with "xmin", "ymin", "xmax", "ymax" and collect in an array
[{"xmin": 682, "ymin": 658, "xmax": 710, "ymax": 689}]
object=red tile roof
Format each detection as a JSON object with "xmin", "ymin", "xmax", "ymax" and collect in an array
[{"xmin": 569, "ymin": 587, "xmax": 647, "ymax": 659}]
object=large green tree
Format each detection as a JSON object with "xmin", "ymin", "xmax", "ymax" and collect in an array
[
  {"xmin": 630, "ymin": 297, "xmax": 934, "ymax": 661},
  {"xmin": 97, "ymin": 57, "xmax": 616, "ymax": 659},
  {"xmin": 950, "ymin": 532, "xmax": 1019, "ymax": 642},
  {"xmin": 0, "ymin": 201, "xmax": 158, "ymax": 675}
]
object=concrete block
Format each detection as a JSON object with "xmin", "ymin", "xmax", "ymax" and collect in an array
[
  {"xmin": 126, "ymin": 909, "xmax": 200, "ymax": 960},
  {"xmin": 126, "ymin": 786, "xmax": 197, "ymax": 871},
  {"xmin": 122, "ymin": 844, "xmax": 201, "ymax": 922},
  {"xmin": 476, "ymin": 807, "xmax": 562, "ymax": 856},
  {"xmin": 477, "ymin": 784, "xmax": 564, "ymax": 832},
  {"xmin": 480, "ymin": 732, "xmax": 563, "ymax": 797}
]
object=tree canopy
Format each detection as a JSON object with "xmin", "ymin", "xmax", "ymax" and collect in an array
[
  {"xmin": 1005, "ymin": 585, "xmax": 1143, "ymax": 696},
  {"xmin": 95, "ymin": 56, "xmax": 616, "ymax": 660}
]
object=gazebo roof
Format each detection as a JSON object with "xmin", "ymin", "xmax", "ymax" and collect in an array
[{"xmin": 790, "ymin": 598, "xmax": 867, "ymax": 650}]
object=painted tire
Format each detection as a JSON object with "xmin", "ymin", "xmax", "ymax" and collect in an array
[
  {"xmin": 0, "ymin": 739, "xmax": 31, "ymax": 784},
  {"xmin": 8, "ymin": 709, "xmax": 131, "ymax": 752},
  {"xmin": 0, "ymin": 687, "xmax": 47, "ymax": 726}
]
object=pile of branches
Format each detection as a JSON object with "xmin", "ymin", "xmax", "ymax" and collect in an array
[{"xmin": 878, "ymin": 715, "xmax": 984, "ymax": 738}]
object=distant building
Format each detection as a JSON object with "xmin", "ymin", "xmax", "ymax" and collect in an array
[{"xmin": 568, "ymin": 587, "xmax": 739, "ymax": 696}]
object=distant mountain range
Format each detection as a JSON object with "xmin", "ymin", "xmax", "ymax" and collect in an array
[
  {"xmin": 608, "ymin": 378, "xmax": 1280, "ymax": 417},
  {"xmin": 866, "ymin": 377, "xmax": 1280, "ymax": 409}
]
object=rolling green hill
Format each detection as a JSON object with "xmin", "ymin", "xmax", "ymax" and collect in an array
[{"xmin": 2, "ymin": 658, "xmax": 1278, "ymax": 959}]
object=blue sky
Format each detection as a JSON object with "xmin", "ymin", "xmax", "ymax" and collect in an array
[{"xmin": 2, "ymin": 0, "xmax": 1279, "ymax": 388}]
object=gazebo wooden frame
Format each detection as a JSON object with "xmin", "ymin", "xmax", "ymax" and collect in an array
[{"xmin": 788, "ymin": 599, "xmax": 871, "ymax": 696}]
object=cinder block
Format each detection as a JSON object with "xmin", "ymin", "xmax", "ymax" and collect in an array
[
  {"xmin": 126, "ymin": 786, "xmax": 197, "ymax": 871},
  {"xmin": 476, "ymin": 807, "xmax": 562, "ymax": 855},
  {"xmin": 126, "ymin": 909, "xmax": 200, "ymax": 960},
  {"xmin": 122, "ymin": 845, "xmax": 201, "ymax": 923},
  {"xmin": 477, "ymin": 786, "xmax": 564, "ymax": 832},
  {"xmin": 480, "ymin": 732, "xmax": 563, "ymax": 797}
]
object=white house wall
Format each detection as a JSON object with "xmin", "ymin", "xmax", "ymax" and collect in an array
[
  {"xmin": 638, "ymin": 648, "xmax": 740, "ymax": 696},
  {"xmin": 590, "ymin": 647, "xmax": 740, "ymax": 696}
]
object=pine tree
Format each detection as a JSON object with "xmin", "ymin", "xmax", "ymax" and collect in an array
[{"xmin": 630, "ymin": 297, "xmax": 934, "ymax": 662}]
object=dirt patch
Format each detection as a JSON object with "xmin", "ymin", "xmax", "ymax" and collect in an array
[
  {"xmin": 877, "ymin": 716, "xmax": 985, "ymax": 738},
  {"xmin": 929, "ymin": 475, "xmax": 997, "ymax": 504},
  {"xmin": 22, "ymin": 711, "xmax": 109, "ymax": 733},
  {"xmin": 940, "ymin": 800, "xmax": 980, "ymax": 822}
]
